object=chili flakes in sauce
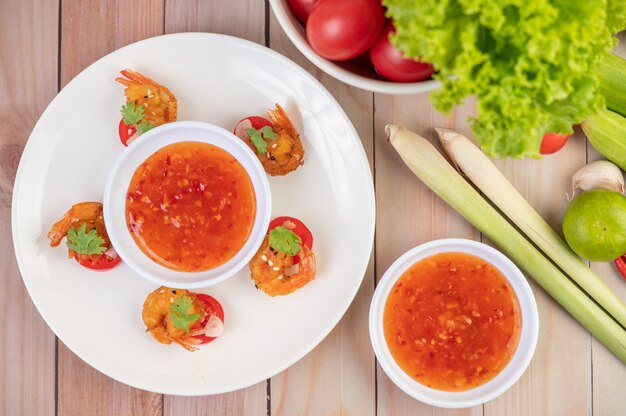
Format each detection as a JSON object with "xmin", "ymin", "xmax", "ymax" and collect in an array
[
  {"xmin": 383, "ymin": 252, "xmax": 522, "ymax": 391},
  {"xmin": 126, "ymin": 141, "xmax": 256, "ymax": 272}
]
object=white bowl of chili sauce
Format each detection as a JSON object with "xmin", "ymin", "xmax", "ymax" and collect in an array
[
  {"xmin": 369, "ymin": 239, "xmax": 539, "ymax": 408},
  {"xmin": 103, "ymin": 121, "xmax": 271, "ymax": 289}
]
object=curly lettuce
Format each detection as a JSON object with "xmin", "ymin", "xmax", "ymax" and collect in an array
[{"xmin": 385, "ymin": 0, "xmax": 626, "ymax": 158}]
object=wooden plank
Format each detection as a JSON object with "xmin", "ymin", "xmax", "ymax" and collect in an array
[
  {"xmin": 163, "ymin": 1, "xmax": 268, "ymax": 414},
  {"xmin": 590, "ymin": 33, "xmax": 626, "ymax": 416},
  {"xmin": 267, "ymin": 11, "xmax": 376, "ymax": 416},
  {"xmin": 57, "ymin": 1, "xmax": 165, "ymax": 415},
  {"xmin": 164, "ymin": 0, "xmax": 265, "ymax": 43},
  {"xmin": 373, "ymin": 94, "xmax": 482, "ymax": 415},
  {"xmin": 484, "ymin": 131, "xmax": 590, "ymax": 416},
  {"xmin": 0, "ymin": 1, "xmax": 59, "ymax": 415}
]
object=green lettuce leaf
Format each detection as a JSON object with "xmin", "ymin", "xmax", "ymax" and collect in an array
[{"xmin": 385, "ymin": 0, "xmax": 625, "ymax": 158}]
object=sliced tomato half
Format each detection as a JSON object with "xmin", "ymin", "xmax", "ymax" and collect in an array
[
  {"xmin": 233, "ymin": 116, "xmax": 273, "ymax": 141},
  {"xmin": 118, "ymin": 118, "xmax": 137, "ymax": 147},
  {"xmin": 269, "ymin": 216, "xmax": 313, "ymax": 250},
  {"xmin": 193, "ymin": 293, "xmax": 225, "ymax": 344},
  {"xmin": 75, "ymin": 251, "xmax": 122, "ymax": 271},
  {"xmin": 268, "ymin": 216, "xmax": 314, "ymax": 265}
]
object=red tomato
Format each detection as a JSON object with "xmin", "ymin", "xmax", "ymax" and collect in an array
[
  {"xmin": 615, "ymin": 255, "xmax": 626, "ymax": 281},
  {"xmin": 370, "ymin": 23, "xmax": 435, "ymax": 82},
  {"xmin": 540, "ymin": 132, "xmax": 570, "ymax": 155},
  {"xmin": 118, "ymin": 119, "xmax": 137, "ymax": 147},
  {"xmin": 269, "ymin": 216, "xmax": 313, "ymax": 250},
  {"xmin": 306, "ymin": 0, "xmax": 385, "ymax": 61},
  {"xmin": 287, "ymin": 0, "xmax": 319, "ymax": 24},
  {"xmin": 352, "ymin": 51, "xmax": 372, "ymax": 67},
  {"xmin": 193, "ymin": 293, "xmax": 225, "ymax": 344},
  {"xmin": 75, "ymin": 252, "xmax": 122, "ymax": 271},
  {"xmin": 233, "ymin": 116, "xmax": 273, "ymax": 140}
]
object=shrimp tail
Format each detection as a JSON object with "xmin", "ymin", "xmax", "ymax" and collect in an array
[
  {"xmin": 268, "ymin": 104, "xmax": 298, "ymax": 137},
  {"xmin": 116, "ymin": 69, "xmax": 159, "ymax": 87}
]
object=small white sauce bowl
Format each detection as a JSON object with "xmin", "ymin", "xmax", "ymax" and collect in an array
[
  {"xmin": 103, "ymin": 121, "xmax": 271, "ymax": 289},
  {"xmin": 369, "ymin": 238, "xmax": 539, "ymax": 408},
  {"xmin": 268, "ymin": 0, "xmax": 440, "ymax": 95}
]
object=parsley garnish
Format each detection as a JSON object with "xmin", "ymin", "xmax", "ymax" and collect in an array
[
  {"xmin": 120, "ymin": 101, "xmax": 155, "ymax": 133},
  {"xmin": 137, "ymin": 121, "xmax": 155, "ymax": 134},
  {"xmin": 170, "ymin": 294, "xmax": 201, "ymax": 333},
  {"xmin": 121, "ymin": 101, "xmax": 144, "ymax": 124},
  {"xmin": 246, "ymin": 126, "xmax": 277, "ymax": 155},
  {"xmin": 66, "ymin": 223, "xmax": 106, "ymax": 255},
  {"xmin": 268, "ymin": 226, "xmax": 301, "ymax": 256}
]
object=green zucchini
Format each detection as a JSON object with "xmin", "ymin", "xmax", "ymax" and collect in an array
[
  {"xmin": 582, "ymin": 108, "xmax": 626, "ymax": 171},
  {"xmin": 599, "ymin": 54, "xmax": 626, "ymax": 117}
]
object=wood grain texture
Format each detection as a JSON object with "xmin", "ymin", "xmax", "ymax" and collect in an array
[
  {"xmin": 164, "ymin": 0, "xmax": 265, "ymax": 43},
  {"xmin": 0, "ymin": 0, "xmax": 58, "ymax": 415},
  {"xmin": 6, "ymin": 1, "xmax": 626, "ymax": 414},
  {"xmin": 161, "ymin": 1, "xmax": 269, "ymax": 415},
  {"xmin": 485, "ymin": 131, "xmax": 590, "ymax": 416},
  {"xmin": 58, "ymin": 1, "xmax": 165, "ymax": 415},
  {"xmin": 267, "ymin": 10, "xmax": 376, "ymax": 416},
  {"xmin": 373, "ymin": 94, "xmax": 482, "ymax": 416},
  {"xmin": 589, "ymin": 33, "xmax": 626, "ymax": 416}
]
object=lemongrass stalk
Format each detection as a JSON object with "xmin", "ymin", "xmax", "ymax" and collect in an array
[
  {"xmin": 387, "ymin": 124, "xmax": 626, "ymax": 363},
  {"xmin": 435, "ymin": 128, "xmax": 626, "ymax": 329}
]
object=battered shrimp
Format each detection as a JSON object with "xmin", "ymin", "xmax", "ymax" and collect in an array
[
  {"xmin": 237, "ymin": 104, "xmax": 305, "ymax": 176},
  {"xmin": 48, "ymin": 202, "xmax": 109, "ymax": 258},
  {"xmin": 249, "ymin": 237, "xmax": 316, "ymax": 297},
  {"xmin": 116, "ymin": 69, "xmax": 177, "ymax": 126},
  {"xmin": 142, "ymin": 287, "xmax": 209, "ymax": 352}
]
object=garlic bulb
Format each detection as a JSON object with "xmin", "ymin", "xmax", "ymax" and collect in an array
[{"xmin": 572, "ymin": 160, "xmax": 625, "ymax": 194}]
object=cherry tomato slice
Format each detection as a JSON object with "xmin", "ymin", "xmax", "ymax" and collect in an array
[
  {"xmin": 193, "ymin": 293, "xmax": 225, "ymax": 344},
  {"xmin": 118, "ymin": 118, "xmax": 137, "ymax": 147},
  {"xmin": 540, "ymin": 132, "xmax": 570, "ymax": 155},
  {"xmin": 75, "ymin": 253, "xmax": 122, "ymax": 271},
  {"xmin": 615, "ymin": 255, "xmax": 626, "ymax": 281},
  {"xmin": 233, "ymin": 116, "xmax": 273, "ymax": 140},
  {"xmin": 269, "ymin": 216, "xmax": 313, "ymax": 250}
]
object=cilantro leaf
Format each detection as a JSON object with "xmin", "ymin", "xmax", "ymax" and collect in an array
[
  {"xmin": 120, "ymin": 101, "xmax": 145, "ymax": 125},
  {"xmin": 268, "ymin": 226, "xmax": 301, "ymax": 256},
  {"xmin": 66, "ymin": 223, "xmax": 106, "ymax": 255},
  {"xmin": 137, "ymin": 121, "xmax": 155, "ymax": 134},
  {"xmin": 170, "ymin": 294, "xmax": 201, "ymax": 333},
  {"xmin": 246, "ymin": 126, "xmax": 277, "ymax": 155}
]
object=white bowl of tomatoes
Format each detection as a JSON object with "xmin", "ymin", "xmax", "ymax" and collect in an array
[{"xmin": 269, "ymin": 0, "xmax": 440, "ymax": 94}]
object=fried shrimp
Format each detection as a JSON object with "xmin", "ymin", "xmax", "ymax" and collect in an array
[
  {"xmin": 235, "ymin": 104, "xmax": 305, "ymax": 176},
  {"xmin": 47, "ymin": 202, "xmax": 109, "ymax": 256},
  {"xmin": 142, "ymin": 287, "xmax": 223, "ymax": 351},
  {"xmin": 249, "ymin": 236, "xmax": 316, "ymax": 297},
  {"xmin": 48, "ymin": 202, "xmax": 121, "ymax": 269},
  {"xmin": 116, "ymin": 69, "xmax": 177, "ymax": 126}
]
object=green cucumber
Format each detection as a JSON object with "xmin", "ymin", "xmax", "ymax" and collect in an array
[
  {"xmin": 582, "ymin": 108, "xmax": 626, "ymax": 171},
  {"xmin": 599, "ymin": 54, "xmax": 626, "ymax": 117}
]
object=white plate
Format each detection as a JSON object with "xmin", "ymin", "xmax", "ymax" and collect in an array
[{"xmin": 12, "ymin": 33, "xmax": 375, "ymax": 395}]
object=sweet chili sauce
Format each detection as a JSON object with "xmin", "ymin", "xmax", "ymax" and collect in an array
[
  {"xmin": 126, "ymin": 141, "xmax": 256, "ymax": 272},
  {"xmin": 383, "ymin": 252, "xmax": 521, "ymax": 391}
]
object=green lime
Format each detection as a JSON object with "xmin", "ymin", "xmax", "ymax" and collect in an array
[{"xmin": 562, "ymin": 190, "xmax": 626, "ymax": 262}]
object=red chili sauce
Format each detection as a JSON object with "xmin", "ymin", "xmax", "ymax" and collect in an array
[
  {"xmin": 126, "ymin": 141, "xmax": 256, "ymax": 272},
  {"xmin": 383, "ymin": 252, "xmax": 521, "ymax": 391}
]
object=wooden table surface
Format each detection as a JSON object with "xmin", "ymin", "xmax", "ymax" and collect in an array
[{"xmin": 2, "ymin": 1, "xmax": 625, "ymax": 415}]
